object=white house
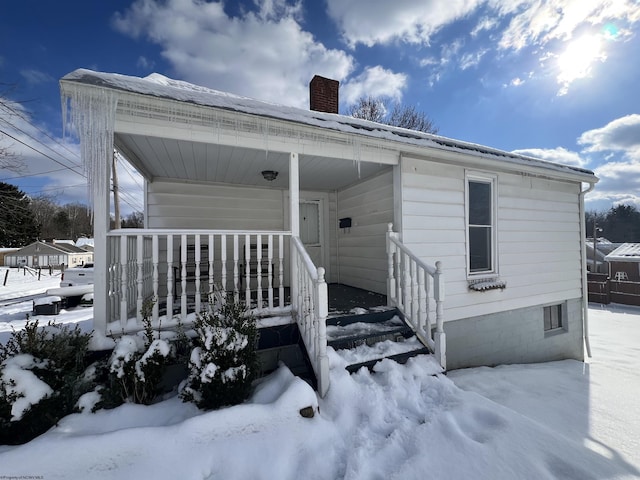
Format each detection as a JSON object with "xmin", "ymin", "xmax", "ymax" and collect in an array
[
  {"xmin": 4, "ymin": 240, "xmax": 93, "ymax": 269},
  {"xmin": 60, "ymin": 69, "xmax": 597, "ymax": 395}
]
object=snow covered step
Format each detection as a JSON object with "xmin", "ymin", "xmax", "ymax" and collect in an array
[
  {"xmin": 334, "ymin": 335, "xmax": 433, "ymax": 374},
  {"xmin": 326, "ymin": 312, "xmax": 413, "ymax": 350}
]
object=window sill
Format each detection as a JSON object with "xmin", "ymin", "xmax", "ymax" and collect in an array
[
  {"xmin": 544, "ymin": 327, "xmax": 567, "ymax": 338},
  {"xmin": 468, "ymin": 278, "xmax": 506, "ymax": 292}
]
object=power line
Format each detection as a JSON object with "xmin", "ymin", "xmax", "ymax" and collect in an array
[
  {"xmin": 0, "ymin": 101, "xmax": 81, "ymax": 161},
  {"xmin": 0, "ymin": 104, "xmax": 145, "ymax": 212},
  {"xmin": 0, "ymin": 128, "xmax": 85, "ymax": 179},
  {"xmin": 118, "ymin": 155, "xmax": 144, "ymax": 191},
  {"xmin": 117, "ymin": 190, "xmax": 144, "ymax": 212},
  {"xmin": 0, "ymin": 167, "xmax": 70, "ymax": 182},
  {"xmin": 0, "ymin": 116, "xmax": 82, "ymax": 171},
  {"xmin": 24, "ymin": 183, "xmax": 88, "ymax": 196}
]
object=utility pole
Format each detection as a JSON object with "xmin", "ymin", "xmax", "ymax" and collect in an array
[
  {"xmin": 593, "ymin": 223, "xmax": 602, "ymax": 273},
  {"xmin": 112, "ymin": 150, "xmax": 121, "ymax": 229}
]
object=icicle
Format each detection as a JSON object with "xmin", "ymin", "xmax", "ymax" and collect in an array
[
  {"xmin": 61, "ymin": 85, "xmax": 118, "ymax": 214},
  {"xmin": 352, "ymin": 136, "xmax": 362, "ymax": 179},
  {"xmin": 264, "ymin": 119, "xmax": 269, "ymax": 162}
]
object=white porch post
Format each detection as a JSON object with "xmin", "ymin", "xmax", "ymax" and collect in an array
[
  {"xmin": 92, "ymin": 147, "xmax": 112, "ymax": 333},
  {"xmin": 290, "ymin": 152, "xmax": 300, "ymax": 308}
]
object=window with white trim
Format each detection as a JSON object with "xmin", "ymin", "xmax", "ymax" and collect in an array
[{"xmin": 466, "ymin": 173, "xmax": 496, "ymax": 275}]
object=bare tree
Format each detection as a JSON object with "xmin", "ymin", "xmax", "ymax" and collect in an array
[
  {"xmin": 29, "ymin": 196, "xmax": 93, "ymax": 241},
  {"xmin": 29, "ymin": 194, "xmax": 60, "ymax": 239},
  {"xmin": 63, "ymin": 202, "xmax": 92, "ymax": 239},
  {"xmin": 120, "ymin": 211, "xmax": 144, "ymax": 229},
  {"xmin": 346, "ymin": 96, "xmax": 386, "ymax": 123},
  {"xmin": 0, "ymin": 143, "xmax": 24, "ymax": 173},
  {"xmin": 347, "ymin": 95, "xmax": 438, "ymax": 134},
  {"xmin": 388, "ymin": 103, "xmax": 438, "ymax": 134}
]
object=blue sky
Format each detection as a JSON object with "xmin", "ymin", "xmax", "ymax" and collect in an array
[{"xmin": 1, "ymin": 0, "xmax": 640, "ymax": 214}]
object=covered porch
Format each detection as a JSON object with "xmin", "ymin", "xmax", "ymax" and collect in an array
[{"xmin": 60, "ymin": 70, "xmax": 445, "ymax": 396}]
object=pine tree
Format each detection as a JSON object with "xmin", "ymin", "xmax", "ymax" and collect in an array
[{"xmin": 0, "ymin": 182, "xmax": 39, "ymax": 247}]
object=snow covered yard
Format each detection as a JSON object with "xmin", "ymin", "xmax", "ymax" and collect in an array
[
  {"xmin": 0, "ymin": 267, "xmax": 93, "ymax": 344},
  {"xmin": 1, "ymin": 269, "xmax": 639, "ymax": 479}
]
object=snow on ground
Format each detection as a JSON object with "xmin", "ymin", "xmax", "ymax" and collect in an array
[
  {"xmin": 0, "ymin": 271, "xmax": 639, "ymax": 479},
  {"xmin": 0, "ymin": 267, "xmax": 61, "ymax": 302},
  {"xmin": 450, "ymin": 303, "xmax": 640, "ymax": 475},
  {"xmin": 0, "ymin": 267, "xmax": 93, "ymax": 344}
]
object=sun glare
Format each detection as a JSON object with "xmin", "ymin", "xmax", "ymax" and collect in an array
[{"xmin": 556, "ymin": 34, "xmax": 607, "ymax": 94}]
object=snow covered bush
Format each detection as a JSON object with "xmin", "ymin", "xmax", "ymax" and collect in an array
[
  {"xmin": 0, "ymin": 320, "xmax": 93, "ymax": 444},
  {"xmin": 181, "ymin": 296, "xmax": 258, "ymax": 410},
  {"xmin": 101, "ymin": 299, "xmax": 174, "ymax": 406},
  {"xmin": 104, "ymin": 334, "xmax": 173, "ymax": 405}
]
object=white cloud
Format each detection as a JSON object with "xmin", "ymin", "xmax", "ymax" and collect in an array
[
  {"xmin": 326, "ymin": 0, "xmax": 640, "ymax": 94},
  {"xmin": 439, "ymin": 39, "xmax": 465, "ymax": 66},
  {"xmin": 471, "ymin": 16, "xmax": 499, "ymax": 37},
  {"xmin": 19, "ymin": 69, "xmax": 54, "ymax": 85},
  {"xmin": 589, "ymin": 160, "xmax": 640, "ymax": 210},
  {"xmin": 578, "ymin": 114, "xmax": 640, "ymax": 160},
  {"xmin": 0, "ymin": 101, "xmax": 86, "ymax": 202},
  {"xmin": 512, "ymin": 147, "xmax": 587, "ymax": 167},
  {"xmin": 113, "ymin": 0, "xmax": 353, "ymax": 108},
  {"xmin": 0, "ymin": 101, "xmax": 143, "ymax": 213},
  {"xmin": 460, "ymin": 48, "xmax": 488, "ymax": 70},
  {"xmin": 496, "ymin": 0, "xmax": 640, "ymax": 51},
  {"xmin": 136, "ymin": 56, "xmax": 156, "ymax": 71},
  {"xmin": 326, "ymin": 0, "xmax": 484, "ymax": 48},
  {"xmin": 341, "ymin": 66, "xmax": 407, "ymax": 106},
  {"xmin": 494, "ymin": 0, "xmax": 640, "ymax": 94},
  {"xmin": 577, "ymin": 114, "xmax": 640, "ymax": 210}
]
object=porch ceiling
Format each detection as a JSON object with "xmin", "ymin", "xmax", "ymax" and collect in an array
[{"xmin": 115, "ymin": 133, "xmax": 391, "ymax": 191}]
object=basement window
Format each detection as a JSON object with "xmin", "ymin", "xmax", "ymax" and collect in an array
[{"xmin": 543, "ymin": 304, "xmax": 564, "ymax": 332}]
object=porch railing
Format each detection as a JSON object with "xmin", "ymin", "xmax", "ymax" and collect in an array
[
  {"xmin": 291, "ymin": 236, "xmax": 330, "ymax": 397},
  {"xmin": 386, "ymin": 223, "xmax": 446, "ymax": 370},
  {"xmin": 106, "ymin": 229, "xmax": 290, "ymax": 332}
]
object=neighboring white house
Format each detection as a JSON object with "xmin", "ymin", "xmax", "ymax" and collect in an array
[
  {"xmin": 4, "ymin": 241, "xmax": 93, "ymax": 268},
  {"xmin": 60, "ymin": 70, "xmax": 597, "ymax": 394}
]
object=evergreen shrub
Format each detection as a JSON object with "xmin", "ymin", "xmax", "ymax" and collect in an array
[
  {"xmin": 0, "ymin": 321, "xmax": 93, "ymax": 444},
  {"xmin": 181, "ymin": 295, "xmax": 259, "ymax": 410}
]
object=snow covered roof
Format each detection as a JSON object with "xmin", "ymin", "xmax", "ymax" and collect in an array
[
  {"xmin": 61, "ymin": 69, "xmax": 597, "ymax": 182},
  {"xmin": 605, "ymin": 243, "xmax": 640, "ymax": 262},
  {"xmin": 6, "ymin": 241, "xmax": 91, "ymax": 256},
  {"xmin": 75, "ymin": 237, "xmax": 94, "ymax": 248}
]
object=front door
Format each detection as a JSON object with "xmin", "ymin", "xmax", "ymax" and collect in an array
[{"xmin": 299, "ymin": 200, "xmax": 323, "ymax": 268}]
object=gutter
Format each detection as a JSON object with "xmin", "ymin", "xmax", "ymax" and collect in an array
[{"xmin": 579, "ymin": 181, "xmax": 597, "ymax": 358}]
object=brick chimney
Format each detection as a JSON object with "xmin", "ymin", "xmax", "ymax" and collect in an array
[{"xmin": 309, "ymin": 75, "xmax": 339, "ymax": 114}]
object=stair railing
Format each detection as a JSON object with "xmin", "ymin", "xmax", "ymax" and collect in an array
[
  {"xmin": 386, "ymin": 223, "xmax": 446, "ymax": 370},
  {"xmin": 291, "ymin": 236, "xmax": 330, "ymax": 396}
]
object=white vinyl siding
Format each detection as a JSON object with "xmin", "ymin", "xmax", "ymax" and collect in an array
[
  {"xmin": 146, "ymin": 180, "xmax": 285, "ymax": 230},
  {"xmin": 147, "ymin": 180, "xmax": 288, "ymax": 292},
  {"xmin": 401, "ymin": 157, "xmax": 582, "ymax": 322},
  {"xmin": 337, "ymin": 170, "xmax": 393, "ymax": 294}
]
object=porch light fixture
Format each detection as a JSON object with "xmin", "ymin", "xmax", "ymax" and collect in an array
[{"xmin": 261, "ymin": 170, "xmax": 278, "ymax": 181}]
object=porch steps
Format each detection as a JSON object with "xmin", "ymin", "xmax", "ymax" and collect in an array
[{"xmin": 327, "ymin": 308, "xmax": 433, "ymax": 373}]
